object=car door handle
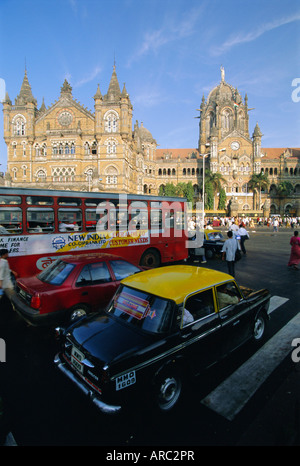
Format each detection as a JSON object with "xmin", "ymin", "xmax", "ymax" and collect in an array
[
  {"xmin": 182, "ymin": 332, "xmax": 192, "ymax": 338},
  {"xmin": 82, "ymin": 291, "xmax": 88, "ymax": 296}
]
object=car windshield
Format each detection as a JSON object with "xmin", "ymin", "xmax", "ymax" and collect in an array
[
  {"xmin": 207, "ymin": 232, "xmax": 224, "ymax": 240},
  {"xmin": 107, "ymin": 285, "xmax": 174, "ymax": 334},
  {"xmin": 38, "ymin": 260, "xmax": 75, "ymax": 285}
]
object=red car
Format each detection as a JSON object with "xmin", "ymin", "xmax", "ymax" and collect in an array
[{"xmin": 11, "ymin": 253, "xmax": 143, "ymax": 326}]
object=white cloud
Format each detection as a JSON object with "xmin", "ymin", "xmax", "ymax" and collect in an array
[
  {"xmin": 73, "ymin": 66, "xmax": 102, "ymax": 88},
  {"xmin": 211, "ymin": 12, "xmax": 300, "ymax": 56},
  {"xmin": 127, "ymin": 5, "xmax": 205, "ymax": 66}
]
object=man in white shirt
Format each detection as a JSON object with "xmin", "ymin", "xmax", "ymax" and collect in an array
[
  {"xmin": 0, "ymin": 249, "xmax": 16, "ymax": 300},
  {"xmin": 237, "ymin": 224, "xmax": 249, "ymax": 255},
  {"xmin": 221, "ymin": 231, "xmax": 240, "ymax": 277}
]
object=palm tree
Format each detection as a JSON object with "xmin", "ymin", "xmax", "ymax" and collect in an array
[
  {"xmin": 277, "ymin": 181, "xmax": 294, "ymax": 197},
  {"xmin": 248, "ymin": 172, "xmax": 270, "ymax": 210},
  {"xmin": 205, "ymin": 170, "xmax": 226, "ymax": 209}
]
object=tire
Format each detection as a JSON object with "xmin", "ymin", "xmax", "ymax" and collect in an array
[
  {"xmin": 69, "ymin": 305, "xmax": 89, "ymax": 322},
  {"xmin": 205, "ymin": 249, "xmax": 214, "ymax": 259},
  {"xmin": 253, "ymin": 313, "xmax": 266, "ymax": 342},
  {"xmin": 154, "ymin": 370, "xmax": 182, "ymax": 412},
  {"xmin": 140, "ymin": 248, "xmax": 161, "ymax": 268}
]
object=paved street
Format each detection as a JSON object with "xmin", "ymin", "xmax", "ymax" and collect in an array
[{"xmin": 0, "ymin": 226, "xmax": 299, "ymax": 448}]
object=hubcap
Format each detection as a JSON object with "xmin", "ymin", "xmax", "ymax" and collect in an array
[
  {"xmin": 158, "ymin": 376, "xmax": 181, "ymax": 410},
  {"xmin": 71, "ymin": 309, "xmax": 86, "ymax": 321},
  {"xmin": 254, "ymin": 316, "xmax": 265, "ymax": 340}
]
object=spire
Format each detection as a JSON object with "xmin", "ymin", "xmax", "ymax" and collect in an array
[
  {"xmin": 4, "ymin": 92, "xmax": 11, "ymax": 105},
  {"xmin": 253, "ymin": 122, "xmax": 262, "ymax": 138},
  {"xmin": 93, "ymin": 83, "xmax": 102, "ymax": 100},
  {"xmin": 15, "ymin": 68, "xmax": 37, "ymax": 106},
  {"xmin": 105, "ymin": 64, "xmax": 121, "ymax": 101},
  {"xmin": 60, "ymin": 79, "xmax": 72, "ymax": 97},
  {"xmin": 39, "ymin": 97, "xmax": 46, "ymax": 113}
]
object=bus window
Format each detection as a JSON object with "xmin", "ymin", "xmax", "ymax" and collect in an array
[
  {"xmin": 175, "ymin": 211, "xmax": 186, "ymax": 231},
  {"xmin": 129, "ymin": 202, "xmax": 148, "ymax": 231},
  {"xmin": 0, "ymin": 196, "xmax": 21, "ymax": 205},
  {"xmin": 58, "ymin": 209, "xmax": 82, "ymax": 232},
  {"xmin": 116, "ymin": 210, "xmax": 128, "ymax": 231},
  {"xmin": 26, "ymin": 208, "xmax": 54, "ymax": 233},
  {"xmin": 150, "ymin": 203, "xmax": 162, "ymax": 230},
  {"xmin": 26, "ymin": 196, "xmax": 54, "ymax": 205},
  {"xmin": 84, "ymin": 199, "xmax": 100, "ymax": 207},
  {"xmin": 0, "ymin": 207, "xmax": 22, "ymax": 234},
  {"xmin": 57, "ymin": 197, "xmax": 81, "ymax": 206},
  {"xmin": 85, "ymin": 209, "xmax": 97, "ymax": 231}
]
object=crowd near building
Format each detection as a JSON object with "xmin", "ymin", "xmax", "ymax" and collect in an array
[{"xmin": 2, "ymin": 65, "xmax": 300, "ymax": 218}]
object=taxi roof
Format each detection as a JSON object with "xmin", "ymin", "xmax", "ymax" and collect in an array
[{"xmin": 121, "ymin": 265, "xmax": 233, "ymax": 304}]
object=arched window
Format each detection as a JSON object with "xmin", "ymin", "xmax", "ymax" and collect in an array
[
  {"xmin": 84, "ymin": 143, "xmax": 90, "ymax": 155},
  {"xmin": 13, "ymin": 116, "xmax": 26, "ymax": 136},
  {"xmin": 36, "ymin": 169, "xmax": 46, "ymax": 182},
  {"xmin": 104, "ymin": 111, "xmax": 119, "ymax": 133}
]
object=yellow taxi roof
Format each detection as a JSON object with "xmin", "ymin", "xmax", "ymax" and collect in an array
[{"xmin": 122, "ymin": 265, "xmax": 233, "ymax": 304}]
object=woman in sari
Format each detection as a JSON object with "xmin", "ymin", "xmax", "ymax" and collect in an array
[{"xmin": 288, "ymin": 230, "xmax": 300, "ymax": 270}]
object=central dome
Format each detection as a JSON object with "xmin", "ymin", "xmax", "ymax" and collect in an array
[{"xmin": 139, "ymin": 122, "xmax": 155, "ymax": 143}]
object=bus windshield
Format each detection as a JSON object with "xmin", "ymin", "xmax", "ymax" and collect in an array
[{"xmin": 107, "ymin": 285, "xmax": 174, "ymax": 334}]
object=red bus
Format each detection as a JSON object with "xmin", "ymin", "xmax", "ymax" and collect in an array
[{"xmin": 0, "ymin": 187, "xmax": 188, "ymax": 277}]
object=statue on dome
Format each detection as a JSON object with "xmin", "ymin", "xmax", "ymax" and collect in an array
[{"xmin": 220, "ymin": 66, "xmax": 225, "ymax": 82}]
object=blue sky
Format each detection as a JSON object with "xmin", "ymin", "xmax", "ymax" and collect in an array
[{"xmin": 0, "ymin": 0, "xmax": 299, "ymax": 171}]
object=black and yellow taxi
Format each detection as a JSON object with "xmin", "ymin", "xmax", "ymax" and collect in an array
[{"xmin": 54, "ymin": 265, "xmax": 270, "ymax": 413}]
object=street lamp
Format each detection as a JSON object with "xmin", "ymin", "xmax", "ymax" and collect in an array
[
  {"xmin": 201, "ymin": 153, "xmax": 210, "ymax": 227},
  {"xmin": 200, "ymin": 147, "xmax": 226, "ymax": 225}
]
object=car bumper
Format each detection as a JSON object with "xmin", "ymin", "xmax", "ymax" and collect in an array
[
  {"xmin": 11, "ymin": 293, "xmax": 65, "ymax": 326},
  {"xmin": 54, "ymin": 354, "xmax": 122, "ymax": 415}
]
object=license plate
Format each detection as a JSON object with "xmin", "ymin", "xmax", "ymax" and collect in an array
[
  {"xmin": 19, "ymin": 289, "xmax": 27, "ymax": 299},
  {"xmin": 71, "ymin": 346, "xmax": 85, "ymax": 374}
]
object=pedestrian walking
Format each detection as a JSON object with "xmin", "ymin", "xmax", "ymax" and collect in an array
[
  {"xmin": 0, "ymin": 249, "xmax": 17, "ymax": 300},
  {"xmin": 287, "ymin": 231, "xmax": 300, "ymax": 270},
  {"xmin": 221, "ymin": 231, "xmax": 240, "ymax": 277},
  {"xmin": 237, "ymin": 224, "xmax": 250, "ymax": 255}
]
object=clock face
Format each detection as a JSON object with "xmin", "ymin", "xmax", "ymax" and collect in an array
[
  {"xmin": 231, "ymin": 141, "xmax": 240, "ymax": 151},
  {"xmin": 57, "ymin": 110, "xmax": 73, "ymax": 127}
]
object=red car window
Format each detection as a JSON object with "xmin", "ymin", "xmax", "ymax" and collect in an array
[
  {"xmin": 89, "ymin": 262, "xmax": 111, "ymax": 284},
  {"xmin": 109, "ymin": 260, "xmax": 140, "ymax": 280}
]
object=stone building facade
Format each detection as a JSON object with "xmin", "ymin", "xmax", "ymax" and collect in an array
[{"xmin": 2, "ymin": 66, "xmax": 300, "ymax": 216}]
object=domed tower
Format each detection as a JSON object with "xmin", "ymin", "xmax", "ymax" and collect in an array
[{"xmin": 198, "ymin": 66, "xmax": 250, "ymax": 155}]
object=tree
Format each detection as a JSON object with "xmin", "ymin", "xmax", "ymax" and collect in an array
[
  {"xmin": 218, "ymin": 187, "xmax": 227, "ymax": 210},
  {"xmin": 159, "ymin": 182, "xmax": 194, "ymax": 204},
  {"xmin": 159, "ymin": 183, "xmax": 177, "ymax": 197},
  {"xmin": 205, "ymin": 181, "xmax": 214, "ymax": 210},
  {"xmin": 205, "ymin": 170, "xmax": 226, "ymax": 210},
  {"xmin": 277, "ymin": 181, "xmax": 294, "ymax": 197},
  {"xmin": 248, "ymin": 172, "xmax": 270, "ymax": 210}
]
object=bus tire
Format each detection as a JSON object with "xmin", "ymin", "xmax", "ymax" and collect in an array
[{"xmin": 140, "ymin": 248, "xmax": 161, "ymax": 268}]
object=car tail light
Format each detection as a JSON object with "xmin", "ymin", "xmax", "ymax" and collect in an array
[{"xmin": 30, "ymin": 295, "xmax": 41, "ymax": 309}]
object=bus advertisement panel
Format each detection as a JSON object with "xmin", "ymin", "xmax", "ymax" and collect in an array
[{"xmin": 0, "ymin": 188, "xmax": 189, "ymax": 277}]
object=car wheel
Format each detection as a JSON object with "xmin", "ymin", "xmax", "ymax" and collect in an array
[
  {"xmin": 253, "ymin": 313, "xmax": 266, "ymax": 341},
  {"xmin": 140, "ymin": 248, "xmax": 160, "ymax": 268},
  {"xmin": 205, "ymin": 249, "xmax": 214, "ymax": 259},
  {"xmin": 155, "ymin": 370, "xmax": 182, "ymax": 412},
  {"xmin": 69, "ymin": 305, "xmax": 89, "ymax": 322}
]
